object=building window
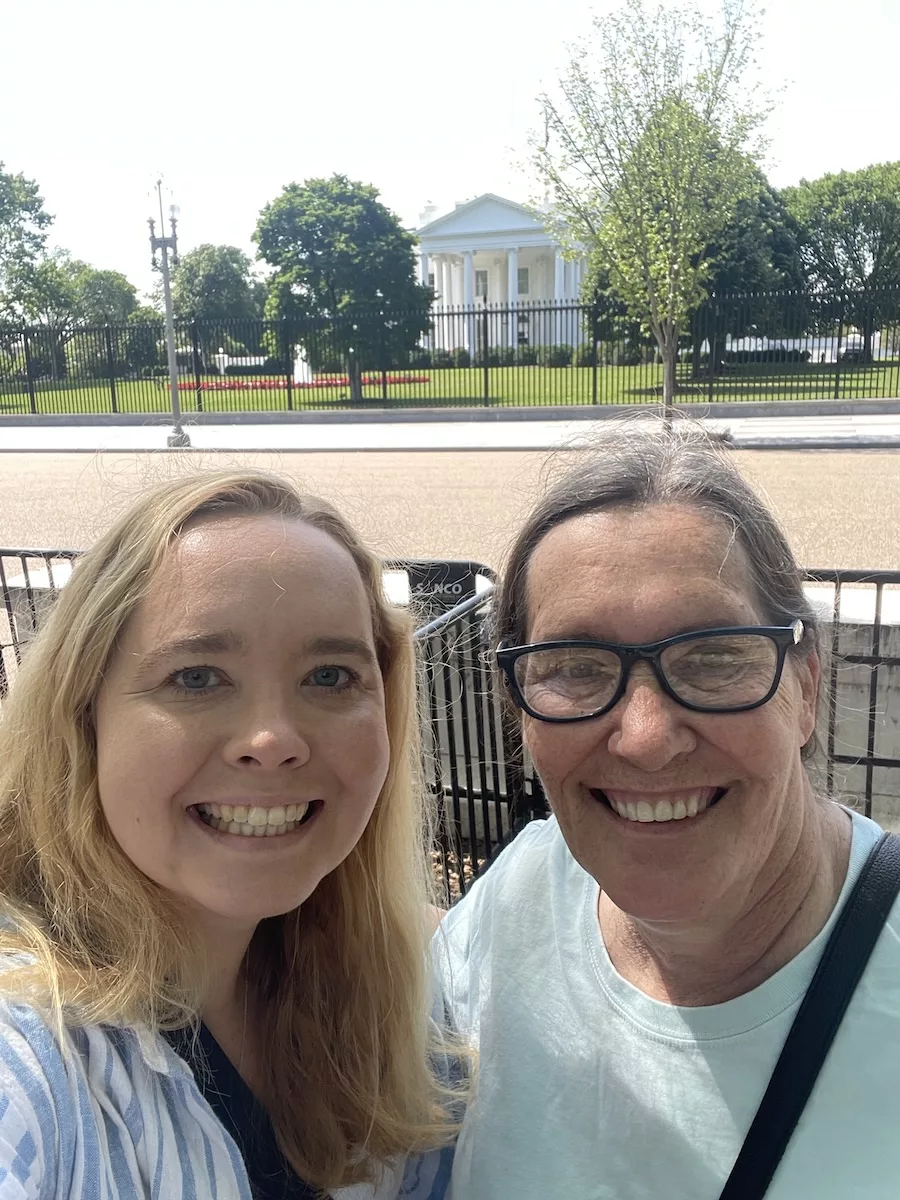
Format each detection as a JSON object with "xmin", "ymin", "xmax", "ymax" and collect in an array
[
  {"xmin": 428, "ymin": 272, "xmax": 435, "ymax": 291},
  {"xmin": 475, "ymin": 269, "xmax": 489, "ymax": 299},
  {"xmin": 517, "ymin": 267, "xmax": 530, "ymax": 297}
]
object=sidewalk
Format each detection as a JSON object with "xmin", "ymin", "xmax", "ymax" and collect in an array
[{"xmin": 1, "ymin": 411, "xmax": 899, "ymax": 453}]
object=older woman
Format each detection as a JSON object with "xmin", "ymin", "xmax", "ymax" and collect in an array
[
  {"xmin": 434, "ymin": 421, "xmax": 900, "ymax": 1199},
  {"xmin": 0, "ymin": 470, "xmax": 455, "ymax": 1199}
]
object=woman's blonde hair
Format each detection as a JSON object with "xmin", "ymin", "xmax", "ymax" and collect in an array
[{"xmin": 0, "ymin": 469, "xmax": 454, "ymax": 1187}]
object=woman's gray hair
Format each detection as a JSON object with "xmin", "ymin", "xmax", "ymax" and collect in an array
[{"xmin": 494, "ymin": 417, "xmax": 821, "ymax": 748}]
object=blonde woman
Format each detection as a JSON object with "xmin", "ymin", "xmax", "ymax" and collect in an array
[{"xmin": 0, "ymin": 471, "xmax": 456, "ymax": 1199}]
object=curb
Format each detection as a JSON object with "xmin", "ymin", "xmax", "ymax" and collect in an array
[{"xmin": 2, "ymin": 397, "xmax": 900, "ymax": 428}]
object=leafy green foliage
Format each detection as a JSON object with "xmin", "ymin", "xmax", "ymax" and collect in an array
[
  {"xmin": 533, "ymin": 0, "xmax": 767, "ymax": 407},
  {"xmin": 784, "ymin": 163, "xmax": 900, "ymax": 358},
  {"xmin": 255, "ymin": 175, "xmax": 431, "ymax": 398},
  {"xmin": 171, "ymin": 244, "xmax": 265, "ymax": 322},
  {"xmin": 0, "ymin": 163, "xmax": 52, "ymax": 297}
]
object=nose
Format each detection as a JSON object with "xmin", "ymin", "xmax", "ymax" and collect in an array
[
  {"xmin": 606, "ymin": 664, "xmax": 697, "ymax": 771},
  {"xmin": 223, "ymin": 694, "xmax": 311, "ymax": 770}
]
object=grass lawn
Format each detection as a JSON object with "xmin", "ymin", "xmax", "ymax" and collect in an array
[{"xmin": 2, "ymin": 360, "xmax": 899, "ymax": 416}]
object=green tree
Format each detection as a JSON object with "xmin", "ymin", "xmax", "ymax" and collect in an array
[
  {"xmin": 255, "ymin": 175, "xmax": 432, "ymax": 400},
  {"xmin": 533, "ymin": 0, "xmax": 767, "ymax": 410},
  {"xmin": 5, "ymin": 253, "xmax": 139, "ymax": 379},
  {"xmin": 172, "ymin": 244, "xmax": 264, "ymax": 322},
  {"xmin": 783, "ymin": 162, "xmax": 900, "ymax": 360},
  {"xmin": 0, "ymin": 163, "xmax": 52, "ymax": 296},
  {"xmin": 72, "ymin": 266, "xmax": 137, "ymax": 324},
  {"xmin": 689, "ymin": 175, "xmax": 806, "ymax": 374}
]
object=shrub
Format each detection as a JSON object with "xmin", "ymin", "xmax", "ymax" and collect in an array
[
  {"xmin": 408, "ymin": 347, "xmax": 432, "ymax": 368},
  {"xmin": 517, "ymin": 345, "xmax": 539, "ymax": 366},
  {"xmin": 431, "ymin": 348, "xmax": 453, "ymax": 369},
  {"xmin": 537, "ymin": 343, "xmax": 574, "ymax": 367},
  {"xmin": 575, "ymin": 343, "xmax": 597, "ymax": 367},
  {"xmin": 451, "ymin": 347, "xmax": 471, "ymax": 369}
]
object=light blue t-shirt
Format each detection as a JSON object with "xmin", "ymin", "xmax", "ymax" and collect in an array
[{"xmin": 433, "ymin": 808, "xmax": 900, "ymax": 1199}]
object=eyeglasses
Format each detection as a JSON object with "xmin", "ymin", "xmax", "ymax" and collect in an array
[{"xmin": 496, "ymin": 621, "xmax": 804, "ymax": 724}]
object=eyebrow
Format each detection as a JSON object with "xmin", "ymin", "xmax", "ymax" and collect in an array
[
  {"xmin": 132, "ymin": 631, "xmax": 378, "ymax": 678},
  {"xmin": 133, "ymin": 631, "xmax": 246, "ymax": 678},
  {"xmin": 526, "ymin": 620, "xmax": 749, "ymax": 645}
]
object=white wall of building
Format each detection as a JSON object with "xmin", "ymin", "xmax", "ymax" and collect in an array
[{"xmin": 415, "ymin": 194, "xmax": 589, "ymax": 352}]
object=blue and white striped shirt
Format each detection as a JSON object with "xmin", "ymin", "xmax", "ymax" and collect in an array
[{"xmin": 0, "ymin": 1001, "xmax": 452, "ymax": 1199}]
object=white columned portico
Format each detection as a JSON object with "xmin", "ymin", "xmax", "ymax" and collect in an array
[
  {"xmin": 507, "ymin": 246, "xmax": 519, "ymax": 349},
  {"xmin": 419, "ymin": 251, "xmax": 429, "ymax": 289},
  {"xmin": 554, "ymin": 250, "xmax": 566, "ymax": 300},
  {"xmin": 463, "ymin": 251, "xmax": 475, "ymax": 307},
  {"xmin": 463, "ymin": 251, "xmax": 475, "ymax": 356},
  {"xmin": 554, "ymin": 250, "xmax": 566, "ymax": 341},
  {"xmin": 440, "ymin": 258, "xmax": 452, "ymax": 307}
]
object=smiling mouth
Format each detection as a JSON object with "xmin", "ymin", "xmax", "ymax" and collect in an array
[
  {"xmin": 190, "ymin": 800, "xmax": 322, "ymax": 838},
  {"xmin": 590, "ymin": 787, "xmax": 728, "ymax": 824}
]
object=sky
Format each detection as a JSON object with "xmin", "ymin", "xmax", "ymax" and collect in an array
[{"xmin": 3, "ymin": 0, "xmax": 899, "ymax": 299}]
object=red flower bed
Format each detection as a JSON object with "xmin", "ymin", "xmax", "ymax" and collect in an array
[{"xmin": 179, "ymin": 374, "xmax": 430, "ymax": 391}]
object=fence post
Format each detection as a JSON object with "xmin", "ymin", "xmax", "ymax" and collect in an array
[
  {"xmin": 190, "ymin": 322, "xmax": 204, "ymax": 413},
  {"xmin": 380, "ymin": 308, "xmax": 388, "ymax": 404},
  {"xmin": 104, "ymin": 325, "xmax": 118, "ymax": 413},
  {"xmin": 21, "ymin": 330, "xmax": 37, "ymax": 415},
  {"xmin": 834, "ymin": 294, "xmax": 844, "ymax": 401},
  {"xmin": 707, "ymin": 297, "xmax": 716, "ymax": 405},
  {"xmin": 482, "ymin": 302, "xmax": 490, "ymax": 404},
  {"xmin": 285, "ymin": 330, "xmax": 294, "ymax": 411}
]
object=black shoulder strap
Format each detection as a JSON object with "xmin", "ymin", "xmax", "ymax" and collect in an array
[{"xmin": 718, "ymin": 830, "xmax": 900, "ymax": 1200}]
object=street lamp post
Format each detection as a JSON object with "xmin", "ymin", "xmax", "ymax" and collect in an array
[{"xmin": 148, "ymin": 181, "xmax": 190, "ymax": 447}]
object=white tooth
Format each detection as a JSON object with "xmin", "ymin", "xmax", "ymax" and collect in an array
[
  {"xmin": 240, "ymin": 823, "xmax": 254, "ymax": 835},
  {"xmin": 233, "ymin": 806, "xmax": 249, "ymax": 823},
  {"xmin": 613, "ymin": 801, "xmax": 627, "ymax": 819},
  {"xmin": 654, "ymin": 800, "xmax": 674, "ymax": 822},
  {"xmin": 263, "ymin": 825, "xmax": 278, "ymax": 837},
  {"xmin": 285, "ymin": 804, "xmax": 298, "ymax": 823},
  {"xmin": 672, "ymin": 800, "xmax": 687, "ymax": 820},
  {"xmin": 276, "ymin": 824, "xmax": 287, "ymax": 835},
  {"xmin": 228, "ymin": 821, "xmax": 242, "ymax": 834},
  {"xmin": 253, "ymin": 825, "xmax": 266, "ymax": 837},
  {"xmin": 294, "ymin": 801, "xmax": 310, "ymax": 823},
  {"xmin": 220, "ymin": 805, "xmax": 234, "ymax": 823},
  {"xmin": 266, "ymin": 806, "xmax": 285, "ymax": 827},
  {"xmin": 636, "ymin": 801, "xmax": 655, "ymax": 823},
  {"xmin": 626, "ymin": 802, "xmax": 638, "ymax": 822},
  {"xmin": 247, "ymin": 807, "xmax": 268, "ymax": 827},
  {"xmin": 686, "ymin": 795, "xmax": 699, "ymax": 818},
  {"xmin": 196, "ymin": 804, "xmax": 211, "ymax": 816}
]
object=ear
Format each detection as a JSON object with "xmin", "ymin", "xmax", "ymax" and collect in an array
[{"xmin": 794, "ymin": 649, "xmax": 820, "ymax": 746}]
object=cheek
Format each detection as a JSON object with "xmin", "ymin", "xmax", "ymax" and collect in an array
[{"xmin": 524, "ymin": 719, "xmax": 598, "ymax": 786}]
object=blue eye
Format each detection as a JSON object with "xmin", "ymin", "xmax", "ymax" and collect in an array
[
  {"xmin": 171, "ymin": 667, "xmax": 223, "ymax": 693},
  {"xmin": 308, "ymin": 665, "xmax": 352, "ymax": 689}
]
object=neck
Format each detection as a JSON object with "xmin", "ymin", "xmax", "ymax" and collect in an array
[{"xmin": 600, "ymin": 801, "xmax": 852, "ymax": 1006}]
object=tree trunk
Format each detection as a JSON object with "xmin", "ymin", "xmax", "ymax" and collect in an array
[
  {"xmin": 662, "ymin": 343, "xmax": 677, "ymax": 422},
  {"xmin": 347, "ymin": 356, "xmax": 363, "ymax": 403}
]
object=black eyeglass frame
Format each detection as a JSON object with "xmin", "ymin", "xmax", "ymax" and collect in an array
[{"xmin": 496, "ymin": 621, "xmax": 805, "ymax": 724}]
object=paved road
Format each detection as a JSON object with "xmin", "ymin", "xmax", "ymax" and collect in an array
[{"xmin": 1, "ymin": 447, "xmax": 898, "ymax": 571}]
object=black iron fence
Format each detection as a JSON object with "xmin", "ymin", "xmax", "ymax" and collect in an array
[
  {"xmin": 2, "ymin": 287, "xmax": 900, "ymax": 416},
  {"xmin": 2, "ymin": 550, "xmax": 900, "ymax": 904}
]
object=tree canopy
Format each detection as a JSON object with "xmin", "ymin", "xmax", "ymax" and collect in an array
[
  {"xmin": 171, "ymin": 243, "xmax": 265, "ymax": 322},
  {"xmin": 534, "ymin": 0, "xmax": 767, "ymax": 408},
  {"xmin": 0, "ymin": 163, "xmax": 52, "ymax": 296},
  {"xmin": 783, "ymin": 163, "xmax": 900, "ymax": 357},
  {"xmin": 255, "ymin": 175, "xmax": 431, "ymax": 398}
]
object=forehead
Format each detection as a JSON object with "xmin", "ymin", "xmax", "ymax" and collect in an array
[
  {"xmin": 132, "ymin": 514, "xmax": 373, "ymax": 641},
  {"xmin": 524, "ymin": 504, "xmax": 763, "ymax": 641}
]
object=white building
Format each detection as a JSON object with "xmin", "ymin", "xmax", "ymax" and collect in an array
[{"xmin": 414, "ymin": 194, "xmax": 589, "ymax": 351}]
